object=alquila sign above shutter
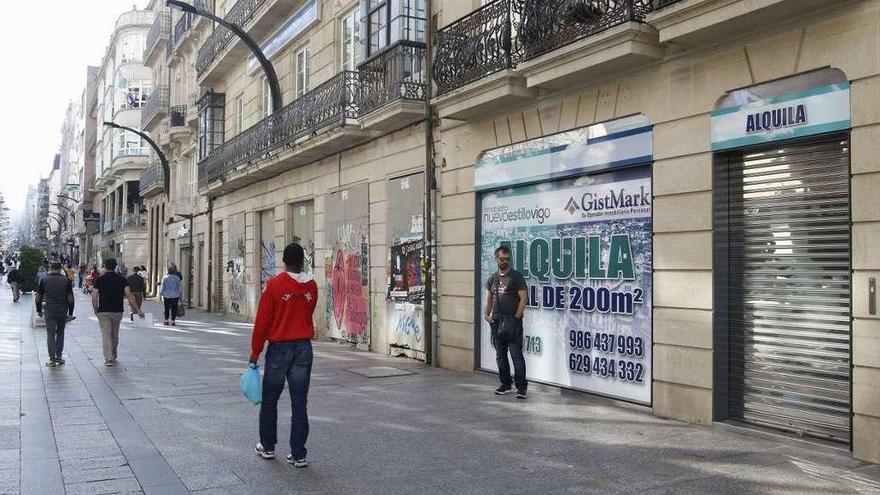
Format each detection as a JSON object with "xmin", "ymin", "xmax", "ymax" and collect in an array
[{"xmin": 711, "ymin": 83, "xmax": 851, "ymax": 151}]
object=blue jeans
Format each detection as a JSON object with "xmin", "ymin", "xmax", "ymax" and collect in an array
[{"xmin": 259, "ymin": 340, "xmax": 313, "ymax": 459}]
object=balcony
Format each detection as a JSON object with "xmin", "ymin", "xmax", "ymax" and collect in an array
[
  {"xmin": 116, "ymin": 10, "xmax": 154, "ymax": 30},
  {"xmin": 195, "ymin": 0, "xmax": 268, "ymax": 82},
  {"xmin": 171, "ymin": 12, "xmax": 194, "ymax": 55},
  {"xmin": 433, "ymin": 0, "xmax": 535, "ymax": 120},
  {"xmin": 144, "ymin": 11, "xmax": 170, "ymax": 64},
  {"xmin": 199, "ymin": 71, "xmax": 370, "ymax": 194},
  {"xmin": 142, "ymin": 86, "xmax": 169, "ymax": 130},
  {"xmin": 433, "ymin": 0, "xmax": 662, "ymax": 118},
  {"xmin": 167, "ymin": 105, "xmax": 193, "ymax": 144},
  {"xmin": 358, "ymin": 41, "xmax": 427, "ymax": 132},
  {"xmin": 120, "ymin": 213, "xmax": 148, "ymax": 231},
  {"xmin": 111, "ymin": 147, "xmax": 151, "ymax": 174},
  {"xmin": 195, "ymin": 0, "xmax": 306, "ymax": 85},
  {"xmin": 647, "ymin": 0, "xmax": 835, "ymax": 45},
  {"xmin": 140, "ymin": 160, "xmax": 165, "ymax": 198}
]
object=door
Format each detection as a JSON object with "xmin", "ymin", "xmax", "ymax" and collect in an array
[
  {"xmin": 259, "ymin": 209, "xmax": 276, "ymax": 293},
  {"xmin": 181, "ymin": 246, "xmax": 192, "ymax": 305},
  {"xmin": 325, "ymin": 184, "xmax": 370, "ymax": 348},
  {"xmin": 287, "ymin": 201, "xmax": 315, "ymax": 273},
  {"xmin": 715, "ymin": 133, "xmax": 851, "ymax": 443}
]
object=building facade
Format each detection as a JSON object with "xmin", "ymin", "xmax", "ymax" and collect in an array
[
  {"xmin": 75, "ymin": 67, "xmax": 101, "ymax": 268},
  {"xmin": 132, "ymin": 0, "xmax": 880, "ymax": 464},
  {"xmin": 92, "ymin": 8, "xmax": 155, "ymax": 270}
]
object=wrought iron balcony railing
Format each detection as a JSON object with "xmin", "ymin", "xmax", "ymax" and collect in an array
[
  {"xmin": 142, "ymin": 86, "xmax": 169, "ymax": 129},
  {"xmin": 172, "ymin": 12, "xmax": 193, "ymax": 51},
  {"xmin": 195, "ymin": 0, "xmax": 268, "ymax": 76},
  {"xmin": 145, "ymin": 11, "xmax": 171, "ymax": 61},
  {"xmin": 655, "ymin": 0, "xmax": 683, "ymax": 6},
  {"xmin": 358, "ymin": 41, "xmax": 427, "ymax": 116},
  {"xmin": 199, "ymin": 71, "xmax": 360, "ymax": 188},
  {"xmin": 170, "ymin": 105, "xmax": 187, "ymax": 127},
  {"xmin": 515, "ymin": 0, "xmax": 654, "ymax": 61},
  {"xmin": 434, "ymin": 0, "xmax": 656, "ymax": 95},
  {"xmin": 434, "ymin": 0, "xmax": 516, "ymax": 96},
  {"xmin": 139, "ymin": 160, "xmax": 164, "ymax": 195}
]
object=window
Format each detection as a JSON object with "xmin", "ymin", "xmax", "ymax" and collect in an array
[
  {"xmin": 198, "ymin": 92, "xmax": 225, "ymax": 160},
  {"xmin": 295, "ymin": 47, "xmax": 310, "ymax": 99},
  {"xmin": 262, "ymin": 78, "xmax": 272, "ymax": 117},
  {"xmin": 363, "ymin": 0, "xmax": 426, "ymax": 58},
  {"xmin": 367, "ymin": 0, "xmax": 388, "ymax": 55},
  {"xmin": 341, "ymin": 8, "xmax": 361, "ymax": 71},
  {"xmin": 236, "ymin": 95, "xmax": 244, "ymax": 134}
]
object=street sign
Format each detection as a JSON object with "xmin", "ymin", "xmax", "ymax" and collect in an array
[{"xmin": 83, "ymin": 211, "xmax": 101, "ymax": 222}]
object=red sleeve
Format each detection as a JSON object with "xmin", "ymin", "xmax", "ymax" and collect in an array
[
  {"xmin": 251, "ymin": 278, "xmax": 275, "ymax": 361},
  {"xmin": 308, "ymin": 281, "xmax": 319, "ymax": 314}
]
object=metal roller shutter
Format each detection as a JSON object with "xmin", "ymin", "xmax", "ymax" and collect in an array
[{"xmin": 717, "ymin": 133, "xmax": 851, "ymax": 443}]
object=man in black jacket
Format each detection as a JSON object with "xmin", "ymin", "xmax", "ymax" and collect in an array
[
  {"xmin": 36, "ymin": 262, "xmax": 75, "ymax": 366},
  {"xmin": 6, "ymin": 264, "xmax": 22, "ymax": 302}
]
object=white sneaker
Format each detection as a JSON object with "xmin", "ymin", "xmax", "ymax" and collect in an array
[
  {"xmin": 286, "ymin": 454, "xmax": 307, "ymax": 468},
  {"xmin": 255, "ymin": 442, "xmax": 275, "ymax": 459}
]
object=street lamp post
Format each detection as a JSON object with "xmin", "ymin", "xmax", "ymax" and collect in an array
[
  {"xmin": 166, "ymin": 0, "xmax": 281, "ymax": 113},
  {"xmin": 102, "ymin": 122, "xmax": 170, "ymax": 201}
]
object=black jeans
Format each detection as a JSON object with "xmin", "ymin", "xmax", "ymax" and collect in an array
[
  {"xmin": 492, "ymin": 317, "xmax": 527, "ymax": 391},
  {"xmin": 44, "ymin": 312, "xmax": 67, "ymax": 360},
  {"xmin": 163, "ymin": 297, "xmax": 179, "ymax": 321},
  {"xmin": 260, "ymin": 340, "xmax": 313, "ymax": 459}
]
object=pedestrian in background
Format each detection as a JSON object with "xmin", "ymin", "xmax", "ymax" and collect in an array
[
  {"xmin": 484, "ymin": 245, "xmax": 529, "ymax": 399},
  {"xmin": 159, "ymin": 267, "xmax": 182, "ymax": 326},
  {"xmin": 251, "ymin": 243, "xmax": 318, "ymax": 467},
  {"xmin": 35, "ymin": 262, "xmax": 75, "ymax": 367},
  {"xmin": 6, "ymin": 265, "xmax": 22, "ymax": 302},
  {"xmin": 92, "ymin": 258, "xmax": 144, "ymax": 366},
  {"xmin": 126, "ymin": 266, "xmax": 146, "ymax": 322},
  {"xmin": 78, "ymin": 264, "xmax": 86, "ymax": 288}
]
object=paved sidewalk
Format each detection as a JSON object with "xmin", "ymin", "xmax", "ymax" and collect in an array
[{"xmin": 4, "ymin": 288, "xmax": 880, "ymax": 494}]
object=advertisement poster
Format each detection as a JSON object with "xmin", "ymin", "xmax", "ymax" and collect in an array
[
  {"xmin": 389, "ymin": 239, "xmax": 426, "ymax": 303},
  {"xmin": 478, "ymin": 166, "xmax": 652, "ymax": 404}
]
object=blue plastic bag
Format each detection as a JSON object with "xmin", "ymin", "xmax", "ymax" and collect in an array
[{"xmin": 241, "ymin": 364, "xmax": 262, "ymax": 405}]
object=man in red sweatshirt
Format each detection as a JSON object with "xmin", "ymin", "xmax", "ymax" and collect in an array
[{"xmin": 250, "ymin": 243, "xmax": 318, "ymax": 467}]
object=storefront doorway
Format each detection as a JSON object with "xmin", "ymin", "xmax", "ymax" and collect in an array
[{"xmin": 711, "ymin": 70, "xmax": 852, "ymax": 444}]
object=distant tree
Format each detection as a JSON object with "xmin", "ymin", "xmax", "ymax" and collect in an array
[{"xmin": 18, "ymin": 245, "xmax": 43, "ymax": 293}]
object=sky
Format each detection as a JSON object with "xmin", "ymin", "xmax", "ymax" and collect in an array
[{"xmin": 0, "ymin": 0, "xmax": 148, "ymax": 226}]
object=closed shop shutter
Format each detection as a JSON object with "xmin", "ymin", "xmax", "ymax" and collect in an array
[{"xmin": 716, "ymin": 133, "xmax": 851, "ymax": 443}]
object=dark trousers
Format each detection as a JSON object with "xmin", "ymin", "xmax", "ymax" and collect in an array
[
  {"xmin": 259, "ymin": 340, "xmax": 313, "ymax": 459},
  {"xmin": 45, "ymin": 312, "xmax": 67, "ymax": 360},
  {"xmin": 493, "ymin": 318, "xmax": 527, "ymax": 391},
  {"xmin": 163, "ymin": 297, "xmax": 179, "ymax": 321}
]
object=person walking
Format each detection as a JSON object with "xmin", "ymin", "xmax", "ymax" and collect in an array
[
  {"xmin": 126, "ymin": 266, "xmax": 147, "ymax": 322},
  {"xmin": 92, "ymin": 258, "xmax": 144, "ymax": 366},
  {"xmin": 6, "ymin": 265, "xmax": 23, "ymax": 302},
  {"xmin": 159, "ymin": 267, "xmax": 183, "ymax": 326},
  {"xmin": 64, "ymin": 264, "xmax": 76, "ymax": 284},
  {"xmin": 250, "ymin": 243, "xmax": 318, "ymax": 467},
  {"xmin": 35, "ymin": 262, "xmax": 75, "ymax": 367},
  {"xmin": 78, "ymin": 264, "xmax": 86, "ymax": 289},
  {"xmin": 484, "ymin": 245, "xmax": 529, "ymax": 399}
]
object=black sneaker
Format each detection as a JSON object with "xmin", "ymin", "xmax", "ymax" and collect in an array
[
  {"xmin": 494, "ymin": 384, "xmax": 513, "ymax": 395},
  {"xmin": 55, "ymin": 358, "xmax": 65, "ymax": 365},
  {"xmin": 45, "ymin": 360, "xmax": 57, "ymax": 367},
  {"xmin": 255, "ymin": 442, "xmax": 275, "ymax": 459},
  {"xmin": 516, "ymin": 389, "xmax": 528, "ymax": 400},
  {"xmin": 286, "ymin": 454, "xmax": 307, "ymax": 468}
]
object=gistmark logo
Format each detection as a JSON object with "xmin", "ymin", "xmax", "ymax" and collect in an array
[{"xmin": 564, "ymin": 197, "xmax": 581, "ymax": 215}]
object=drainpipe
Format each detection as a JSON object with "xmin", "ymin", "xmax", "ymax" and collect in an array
[
  {"xmin": 206, "ymin": 196, "xmax": 214, "ymax": 313},
  {"xmin": 424, "ymin": 0, "xmax": 437, "ymax": 368}
]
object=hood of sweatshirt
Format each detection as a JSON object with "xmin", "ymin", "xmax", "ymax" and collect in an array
[{"xmin": 282, "ymin": 271, "xmax": 315, "ymax": 294}]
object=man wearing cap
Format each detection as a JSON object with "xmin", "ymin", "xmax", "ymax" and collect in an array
[{"xmin": 36, "ymin": 262, "xmax": 75, "ymax": 367}]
